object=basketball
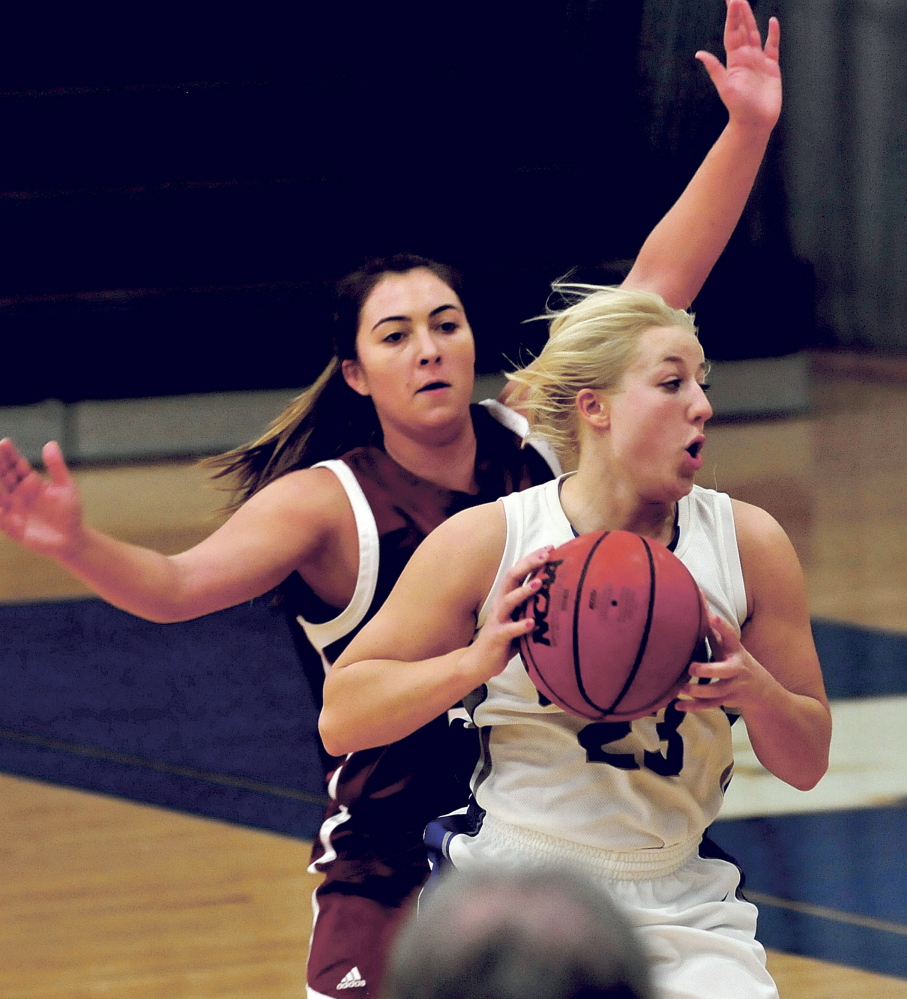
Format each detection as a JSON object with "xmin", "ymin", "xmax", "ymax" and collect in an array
[{"xmin": 518, "ymin": 530, "xmax": 709, "ymax": 721}]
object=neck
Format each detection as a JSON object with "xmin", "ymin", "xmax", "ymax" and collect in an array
[
  {"xmin": 560, "ymin": 469, "xmax": 678, "ymax": 547},
  {"xmin": 381, "ymin": 415, "xmax": 478, "ymax": 493}
]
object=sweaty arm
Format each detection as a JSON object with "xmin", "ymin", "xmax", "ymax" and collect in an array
[
  {"xmin": 320, "ymin": 504, "xmax": 552, "ymax": 756},
  {"xmin": 678, "ymin": 500, "xmax": 831, "ymax": 790},
  {"xmin": 621, "ymin": 0, "xmax": 782, "ymax": 308},
  {"xmin": 0, "ymin": 437, "xmax": 349, "ymax": 623}
]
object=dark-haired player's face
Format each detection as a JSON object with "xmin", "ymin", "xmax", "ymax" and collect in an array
[{"xmin": 342, "ymin": 268, "xmax": 476, "ymax": 442}]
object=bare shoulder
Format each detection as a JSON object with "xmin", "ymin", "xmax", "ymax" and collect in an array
[
  {"xmin": 213, "ymin": 465, "xmax": 355, "ymax": 576},
  {"xmin": 401, "ymin": 501, "xmax": 507, "ymax": 605},
  {"xmin": 419, "ymin": 501, "xmax": 506, "ymax": 565},
  {"xmin": 245, "ymin": 465, "xmax": 351, "ymax": 527},
  {"xmin": 256, "ymin": 464, "xmax": 348, "ymax": 501},
  {"xmin": 730, "ymin": 497, "xmax": 794, "ymax": 557},
  {"xmin": 731, "ymin": 497, "xmax": 806, "ymax": 616}
]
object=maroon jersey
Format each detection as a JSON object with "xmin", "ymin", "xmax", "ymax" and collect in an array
[{"xmin": 283, "ymin": 402, "xmax": 559, "ymax": 999}]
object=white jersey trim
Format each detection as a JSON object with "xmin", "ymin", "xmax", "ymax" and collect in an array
[
  {"xmin": 477, "ymin": 397, "xmax": 563, "ymax": 478},
  {"xmin": 296, "ymin": 459, "xmax": 380, "ymax": 669}
]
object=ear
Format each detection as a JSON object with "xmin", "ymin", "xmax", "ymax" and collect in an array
[
  {"xmin": 575, "ymin": 388, "xmax": 610, "ymax": 430},
  {"xmin": 341, "ymin": 358, "xmax": 370, "ymax": 397}
]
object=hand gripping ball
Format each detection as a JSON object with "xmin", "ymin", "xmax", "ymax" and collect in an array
[{"xmin": 518, "ymin": 530, "xmax": 709, "ymax": 721}]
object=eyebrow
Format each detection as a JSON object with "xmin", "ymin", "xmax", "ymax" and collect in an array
[
  {"xmin": 661, "ymin": 354, "xmax": 707, "ymax": 374},
  {"xmin": 371, "ymin": 303, "xmax": 460, "ymax": 333}
]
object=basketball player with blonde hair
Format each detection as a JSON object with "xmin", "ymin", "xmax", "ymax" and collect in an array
[{"xmin": 320, "ymin": 283, "xmax": 831, "ymax": 999}]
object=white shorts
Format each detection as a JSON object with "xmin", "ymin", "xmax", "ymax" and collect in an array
[
  {"xmin": 445, "ymin": 817, "xmax": 778, "ymax": 999},
  {"xmin": 609, "ymin": 851, "xmax": 778, "ymax": 999}
]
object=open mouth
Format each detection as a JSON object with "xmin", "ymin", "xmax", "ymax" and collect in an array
[
  {"xmin": 417, "ymin": 381, "xmax": 451, "ymax": 393},
  {"xmin": 686, "ymin": 440, "xmax": 703, "ymax": 459}
]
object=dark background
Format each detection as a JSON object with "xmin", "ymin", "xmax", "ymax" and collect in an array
[{"xmin": 0, "ymin": 0, "xmax": 812, "ymax": 406}]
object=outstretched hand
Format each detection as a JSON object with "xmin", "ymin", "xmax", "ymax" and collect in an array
[
  {"xmin": 696, "ymin": 0, "xmax": 782, "ymax": 132},
  {"xmin": 0, "ymin": 439, "xmax": 85, "ymax": 556}
]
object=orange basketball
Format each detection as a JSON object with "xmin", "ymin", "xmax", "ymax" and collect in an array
[{"xmin": 518, "ymin": 530, "xmax": 708, "ymax": 721}]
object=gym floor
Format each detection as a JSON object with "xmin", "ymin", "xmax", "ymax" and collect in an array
[{"xmin": 3, "ymin": 350, "xmax": 907, "ymax": 998}]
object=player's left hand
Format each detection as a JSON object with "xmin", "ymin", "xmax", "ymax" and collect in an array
[
  {"xmin": 675, "ymin": 612, "xmax": 775, "ymax": 712},
  {"xmin": 696, "ymin": 0, "xmax": 782, "ymax": 133}
]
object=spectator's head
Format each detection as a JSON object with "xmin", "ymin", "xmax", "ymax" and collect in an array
[{"xmin": 381, "ymin": 863, "xmax": 653, "ymax": 999}]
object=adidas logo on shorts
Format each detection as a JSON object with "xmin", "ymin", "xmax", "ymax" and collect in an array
[{"xmin": 336, "ymin": 966, "xmax": 367, "ymax": 990}]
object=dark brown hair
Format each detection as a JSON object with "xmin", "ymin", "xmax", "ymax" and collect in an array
[{"xmin": 204, "ymin": 254, "xmax": 464, "ymax": 509}]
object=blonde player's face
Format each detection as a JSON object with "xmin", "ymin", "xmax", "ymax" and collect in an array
[
  {"xmin": 606, "ymin": 325, "xmax": 712, "ymax": 502},
  {"xmin": 342, "ymin": 268, "xmax": 476, "ymax": 440}
]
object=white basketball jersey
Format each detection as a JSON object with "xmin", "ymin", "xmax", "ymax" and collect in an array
[{"xmin": 449, "ymin": 477, "xmax": 747, "ymax": 877}]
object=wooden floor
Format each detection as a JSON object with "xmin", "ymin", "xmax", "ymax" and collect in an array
[
  {"xmin": 4, "ymin": 773, "xmax": 907, "ymax": 999},
  {"xmin": 3, "ymin": 350, "xmax": 907, "ymax": 998}
]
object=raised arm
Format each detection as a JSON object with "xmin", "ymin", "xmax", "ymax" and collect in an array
[
  {"xmin": 319, "ymin": 504, "xmax": 550, "ymax": 756},
  {"xmin": 622, "ymin": 0, "xmax": 782, "ymax": 308},
  {"xmin": 676, "ymin": 500, "xmax": 831, "ymax": 791},
  {"xmin": 0, "ymin": 437, "xmax": 348, "ymax": 622}
]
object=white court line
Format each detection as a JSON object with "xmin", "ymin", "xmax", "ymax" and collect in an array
[
  {"xmin": 746, "ymin": 890, "xmax": 907, "ymax": 936},
  {"xmin": 721, "ymin": 696, "xmax": 907, "ymax": 819}
]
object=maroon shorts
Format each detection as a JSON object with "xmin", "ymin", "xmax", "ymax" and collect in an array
[
  {"xmin": 305, "ymin": 718, "xmax": 476, "ymax": 997},
  {"xmin": 306, "ymin": 882, "xmax": 423, "ymax": 998}
]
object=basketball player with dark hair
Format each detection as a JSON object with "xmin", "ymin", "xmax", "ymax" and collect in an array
[
  {"xmin": 320, "ymin": 283, "xmax": 831, "ymax": 999},
  {"xmin": 0, "ymin": 4, "xmax": 784, "ymax": 995},
  {"xmin": 381, "ymin": 863, "xmax": 654, "ymax": 999}
]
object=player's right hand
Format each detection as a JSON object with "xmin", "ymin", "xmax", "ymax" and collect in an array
[
  {"xmin": 464, "ymin": 545, "xmax": 554, "ymax": 681},
  {"xmin": 0, "ymin": 439, "xmax": 85, "ymax": 557}
]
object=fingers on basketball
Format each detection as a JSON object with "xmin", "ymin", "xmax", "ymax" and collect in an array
[{"xmin": 517, "ymin": 530, "xmax": 708, "ymax": 721}]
